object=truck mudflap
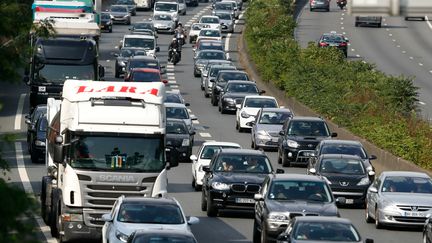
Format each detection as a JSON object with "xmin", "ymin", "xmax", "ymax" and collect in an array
[{"xmin": 151, "ymin": 168, "xmax": 168, "ymax": 198}]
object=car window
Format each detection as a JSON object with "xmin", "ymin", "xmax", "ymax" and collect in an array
[
  {"xmin": 155, "ymin": 3, "xmax": 177, "ymax": 11},
  {"xmin": 321, "ymin": 144, "xmax": 367, "ymax": 159},
  {"xmin": 164, "ymin": 94, "xmax": 182, "ymax": 103},
  {"xmin": 166, "ymin": 121, "xmax": 188, "ymax": 134},
  {"xmin": 131, "ymin": 71, "xmax": 160, "ymax": 82},
  {"xmin": 293, "ymin": 222, "xmax": 360, "ymax": 242},
  {"xmin": 116, "ymin": 0, "xmax": 134, "ymax": 4},
  {"xmin": 38, "ymin": 117, "xmax": 48, "ymax": 132},
  {"xmin": 124, "ymin": 38, "xmax": 154, "ymax": 49},
  {"xmin": 200, "ymin": 30, "xmax": 220, "ymax": 37},
  {"xmin": 322, "ymin": 35, "xmax": 345, "ymax": 43},
  {"xmin": 287, "ymin": 121, "xmax": 330, "ymax": 137},
  {"xmin": 166, "ymin": 107, "xmax": 189, "ymax": 119},
  {"xmin": 200, "ymin": 17, "xmax": 219, "ymax": 23},
  {"xmin": 216, "ymin": 13, "xmax": 231, "ymax": 20},
  {"xmin": 259, "ymin": 111, "xmax": 292, "ymax": 125},
  {"xmin": 134, "ymin": 22, "xmax": 153, "ymax": 30},
  {"xmin": 215, "ymin": 3, "xmax": 232, "ymax": 10},
  {"xmin": 200, "ymin": 145, "xmax": 240, "ymax": 159},
  {"xmin": 117, "ymin": 203, "xmax": 184, "ymax": 224},
  {"xmin": 268, "ymin": 180, "xmax": 332, "ymax": 202},
  {"xmin": 319, "ymin": 158, "xmax": 365, "ymax": 175},
  {"xmin": 381, "ymin": 176, "xmax": 432, "ymax": 193},
  {"xmin": 213, "ymin": 154, "xmax": 271, "ymax": 173},
  {"xmin": 198, "ymin": 51, "xmax": 225, "ymax": 60},
  {"xmin": 129, "ymin": 60, "xmax": 159, "ymax": 69},
  {"xmin": 121, "ymin": 49, "xmax": 145, "ymax": 57},
  {"xmin": 244, "ymin": 98, "xmax": 277, "ymax": 108},
  {"xmin": 226, "ymin": 83, "xmax": 258, "ymax": 93}
]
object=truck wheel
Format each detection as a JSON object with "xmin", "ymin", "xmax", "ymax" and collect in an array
[
  {"xmin": 50, "ymin": 189, "xmax": 61, "ymax": 238},
  {"xmin": 41, "ymin": 176, "xmax": 53, "ymax": 224}
]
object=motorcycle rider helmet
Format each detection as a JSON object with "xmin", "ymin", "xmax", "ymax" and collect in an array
[{"xmin": 178, "ymin": 22, "xmax": 182, "ymax": 26}]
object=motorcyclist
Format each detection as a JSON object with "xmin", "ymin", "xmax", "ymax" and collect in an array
[
  {"xmin": 174, "ymin": 23, "xmax": 186, "ymax": 46},
  {"xmin": 168, "ymin": 37, "xmax": 180, "ymax": 62}
]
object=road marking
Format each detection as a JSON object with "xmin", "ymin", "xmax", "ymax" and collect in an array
[
  {"xmin": 192, "ymin": 120, "xmax": 200, "ymax": 124},
  {"xmin": 386, "ymin": 28, "xmax": 390, "ymax": 31},
  {"xmin": 341, "ymin": 13, "xmax": 345, "ymax": 16},
  {"xmin": 397, "ymin": 45, "xmax": 401, "ymax": 48},
  {"xmin": 351, "ymin": 48, "xmax": 355, "ymax": 52},
  {"xmin": 341, "ymin": 26, "xmax": 344, "ymax": 30},
  {"xmin": 340, "ymin": 22, "xmax": 343, "ymax": 25},
  {"xmin": 172, "ymin": 89, "xmax": 180, "ymax": 92},
  {"xmin": 15, "ymin": 142, "xmax": 57, "ymax": 243},
  {"xmin": 340, "ymin": 17, "xmax": 344, "ymax": 20},
  {"xmin": 429, "ymin": 70, "xmax": 432, "ymax": 74},
  {"xmin": 356, "ymin": 54, "xmax": 361, "ymax": 58},
  {"xmin": 168, "ymin": 76, "xmax": 176, "ymax": 80},
  {"xmin": 14, "ymin": 94, "xmax": 26, "ymax": 130},
  {"xmin": 419, "ymin": 63, "xmax": 424, "ymax": 66},
  {"xmin": 402, "ymin": 51, "xmax": 406, "ymax": 54},
  {"xmin": 167, "ymin": 73, "xmax": 175, "ymax": 76},
  {"xmin": 409, "ymin": 56, "xmax": 414, "ymax": 60},
  {"xmin": 392, "ymin": 39, "xmax": 396, "ymax": 42},
  {"xmin": 199, "ymin": 132, "xmax": 212, "ymax": 138},
  {"xmin": 425, "ymin": 16, "xmax": 432, "ymax": 30},
  {"xmin": 419, "ymin": 101, "xmax": 426, "ymax": 105},
  {"xmin": 171, "ymin": 85, "xmax": 179, "ymax": 89},
  {"xmin": 106, "ymin": 60, "xmax": 110, "ymax": 62},
  {"xmin": 388, "ymin": 33, "xmax": 392, "ymax": 36},
  {"xmin": 384, "ymin": 23, "xmax": 388, "ymax": 26}
]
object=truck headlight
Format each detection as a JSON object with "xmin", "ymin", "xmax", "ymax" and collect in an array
[
  {"xmin": 35, "ymin": 140, "xmax": 46, "ymax": 146},
  {"xmin": 286, "ymin": 139, "xmax": 299, "ymax": 148},
  {"xmin": 268, "ymin": 212, "xmax": 289, "ymax": 222},
  {"xmin": 357, "ymin": 177, "xmax": 370, "ymax": 186},
  {"xmin": 115, "ymin": 230, "xmax": 129, "ymax": 242},
  {"xmin": 211, "ymin": 182, "xmax": 230, "ymax": 190},
  {"xmin": 182, "ymin": 138, "xmax": 190, "ymax": 147}
]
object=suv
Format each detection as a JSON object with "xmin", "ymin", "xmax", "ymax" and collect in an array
[
  {"xmin": 253, "ymin": 174, "xmax": 341, "ymax": 243},
  {"xmin": 277, "ymin": 116, "xmax": 337, "ymax": 167}
]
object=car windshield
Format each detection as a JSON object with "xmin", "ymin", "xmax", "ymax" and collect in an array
[
  {"xmin": 117, "ymin": 203, "xmax": 184, "ymax": 224},
  {"xmin": 287, "ymin": 121, "xmax": 330, "ymax": 136},
  {"xmin": 124, "ymin": 38, "xmax": 155, "ymax": 49},
  {"xmin": 321, "ymin": 144, "xmax": 367, "ymax": 159},
  {"xmin": 268, "ymin": 181, "xmax": 332, "ymax": 202},
  {"xmin": 69, "ymin": 135, "xmax": 165, "ymax": 172},
  {"xmin": 319, "ymin": 158, "xmax": 365, "ymax": 175},
  {"xmin": 111, "ymin": 6, "xmax": 127, "ymax": 12},
  {"xmin": 129, "ymin": 60, "xmax": 159, "ymax": 69},
  {"xmin": 381, "ymin": 176, "xmax": 432, "ymax": 193},
  {"xmin": 131, "ymin": 71, "xmax": 160, "ymax": 82},
  {"xmin": 213, "ymin": 155, "xmax": 272, "ymax": 173},
  {"xmin": 36, "ymin": 64, "xmax": 95, "ymax": 83},
  {"xmin": 116, "ymin": 0, "xmax": 134, "ymax": 4},
  {"xmin": 216, "ymin": 13, "xmax": 231, "ymax": 20},
  {"xmin": 200, "ymin": 145, "xmax": 240, "ymax": 159},
  {"xmin": 154, "ymin": 14, "xmax": 172, "ymax": 21},
  {"xmin": 166, "ymin": 121, "xmax": 188, "ymax": 134},
  {"xmin": 244, "ymin": 98, "xmax": 277, "ymax": 108},
  {"xmin": 101, "ymin": 13, "xmax": 110, "ymax": 19},
  {"xmin": 197, "ymin": 51, "xmax": 225, "ymax": 60},
  {"xmin": 164, "ymin": 93, "xmax": 182, "ymax": 103},
  {"xmin": 219, "ymin": 72, "xmax": 249, "ymax": 81},
  {"xmin": 200, "ymin": 17, "xmax": 219, "ymax": 23},
  {"xmin": 166, "ymin": 107, "xmax": 189, "ymax": 119},
  {"xmin": 210, "ymin": 67, "xmax": 234, "ymax": 76},
  {"xmin": 293, "ymin": 222, "xmax": 360, "ymax": 241},
  {"xmin": 38, "ymin": 117, "xmax": 48, "ymax": 132},
  {"xmin": 155, "ymin": 3, "xmax": 177, "ymax": 11},
  {"xmin": 215, "ymin": 3, "xmax": 232, "ymax": 10},
  {"xmin": 134, "ymin": 22, "xmax": 153, "ymax": 30},
  {"xmin": 121, "ymin": 49, "xmax": 146, "ymax": 57},
  {"xmin": 200, "ymin": 29, "xmax": 221, "ymax": 37},
  {"xmin": 259, "ymin": 111, "xmax": 292, "ymax": 124},
  {"xmin": 226, "ymin": 83, "xmax": 258, "ymax": 93},
  {"xmin": 133, "ymin": 235, "xmax": 196, "ymax": 243}
]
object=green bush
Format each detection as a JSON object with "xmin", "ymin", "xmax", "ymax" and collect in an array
[{"xmin": 245, "ymin": 0, "xmax": 432, "ymax": 170}]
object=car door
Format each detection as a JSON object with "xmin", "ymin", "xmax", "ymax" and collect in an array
[
  {"xmin": 192, "ymin": 145, "xmax": 205, "ymax": 178},
  {"xmin": 252, "ymin": 109, "xmax": 262, "ymax": 143},
  {"xmin": 203, "ymin": 153, "xmax": 218, "ymax": 197},
  {"xmin": 255, "ymin": 176, "xmax": 269, "ymax": 224},
  {"xmin": 368, "ymin": 175, "xmax": 382, "ymax": 216},
  {"xmin": 103, "ymin": 199, "xmax": 119, "ymax": 242},
  {"xmin": 236, "ymin": 98, "xmax": 246, "ymax": 124}
]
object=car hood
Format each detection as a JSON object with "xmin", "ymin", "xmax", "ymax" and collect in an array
[
  {"xmin": 381, "ymin": 193, "xmax": 432, "ymax": 206},
  {"xmin": 213, "ymin": 172, "xmax": 268, "ymax": 184},
  {"xmin": 111, "ymin": 11, "xmax": 128, "ymax": 16},
  {"xmin": 115, "ymin": 222, "xmax": 188, "ymax": 236},
  {"xmin": 266, "ymin": 199, "xmax": 338, "ymax": 216},
  {"xmin": 153, "ymin": 20, "xmax": 174, "ymax": 25},
  {"xmin": 222, "ymin": 92, "xmax": 258, "ymax": 99},
  {"xmin": 256, "ymin": 124, "xmax": 283, "ymax": 133},
  {"xmin": 241, "ymin": 107, "xmax": 261, "ymax": 116}
]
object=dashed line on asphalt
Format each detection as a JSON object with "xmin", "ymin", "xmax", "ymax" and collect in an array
[
  {"xmin": 419, "ymin": 101, "xmax": 426, "ymax": 105},
  {"xmin": 199, "ymin": 132, "xmax": 212, "ymax": 138},
  {"xmin": 192, "ymin": 120, "xmax": 200, "ymax": 124},
  {"xmin": 14, "ymin": 94, "xmax": 26, "ymax": 130}
]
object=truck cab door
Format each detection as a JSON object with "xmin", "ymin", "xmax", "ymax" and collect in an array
[{"xmin": 151, "ymin": 168, "xmax": 168, "ymax": 198}]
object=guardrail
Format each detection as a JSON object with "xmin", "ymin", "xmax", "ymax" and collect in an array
[{"xmin": 348, "ymin": 0, "xmax": 432, "ymax": 16}]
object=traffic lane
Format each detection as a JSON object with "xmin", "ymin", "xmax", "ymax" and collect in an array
[{"xmin": 0, "ymin": 82, "xmax": 28, "ymax": 134}]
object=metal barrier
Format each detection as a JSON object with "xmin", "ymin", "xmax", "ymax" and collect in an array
[{"xmin": 348, "ymin": 0, "xmax": 432, "ymax": 16}]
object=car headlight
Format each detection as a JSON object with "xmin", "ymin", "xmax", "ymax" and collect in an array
[
  {"xmin": 286, "ymin": 139, "xmax": 300, "ymax": 148},
  {"xmin": 115, "ymin": 230, "xmax": 129, "ymax": 242},
  {"xmin": 110, "ymin": 14, "xmax": 114, "ymax": 19},
  {"xmin": 383, "ymin": 204, "xmax": 398, "ymax": 212},
  {"xmin": 322, "ymin": 176, "xmax": 332, "ymax": 185},
  {"xmin": 357, "ymin": 176, "xmax": 370, "ymax": 186},
  {"xmin": 119, "ymin": 61, "xmax": 126, "ymax": 66},
  {"xmin": 223, "ymin": 97, "xmax": 234, "ymax": 103},
  {"xmin": 182, "ymin": 138, "xmax": 190, "ymax": 147},
  {"xmin": 268, "ymin": 212, "xmax": 290, "ymax": 222},
  {"xmin": 211, "ymin": 182, "xmax": 230, "ymax": 190},
  {"xmin": 257, "ymin": 130, "xmax": 269, "ymax": 136},
  {"xmin": 35, "ymin": 140, "xmax": 46, "ymax": 146},
  {"xmin": 241, "ymin": 111, "xmax": 250, "ymax": 118}
]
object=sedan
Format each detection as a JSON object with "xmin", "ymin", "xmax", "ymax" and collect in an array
[
  {"xmin": 219, "ymin": 81, "xmax": 264, "ymax": 114},
  {"xmin": 124, "ymin": 56, "xmax": 165, "ymax": 78},
  {"xmin": 318, "ymin": 31, "xmax": 349, "ymax": 57},
  {"xmin": 198, "ymin": 15, "xmax": 221, "ymax": 30},
  {"xmin": 190, "ymin": 141, "xmax": 241, "ymax": 190},
  {"xmin": 165, "ymin": 90, "xmax": 189, "ymax": 105},
  {"xmin": 165, "ymin": 103, "xmax": 197, "ymax": 132},
  {"xmin": 166, "ymin": 118, "xmax": 195, "ymax": 162},
  {"xmin": 109, "ymin": 5, "xmax": 131, "ymax": 25},
  {"xmin": 308, "ymin": 154, "xmax": 375, "ymax": 207},
  {"xmin": 153, "ymin": 13, "xmax": 176, "ymax": 34},
  {"xmin": 188, "ymin": 23, "xmax": 208, "ymax": 43},
  {"xmin": 276, "ymin": 216, "xmax": 374, "ymax": 243},
  {"xmin": 249, "ymin": 108, "xmax": 293, "ymax": 150},
  {"xmin": 194, "ymin": 39, "xmax": 224, "ymax": 53},
  {"xmin": 101, "ymin": 196, "xmax": 199, "ymax": 243},
  {"xmin": 236, "ymin": 95, "xmax": 279, "ymax": 132},
  {"xmin": 114, "ymin": 0, "xmax": 137, "ymax": 16},
  {"xmin": 100, "ymin": 12, "xmax": 113, "ymax": 33},
  {"xmin": 214, "ymin": 11, "xmax": 234, "ymax": 33},
  {"xmin": 365, "ymin": 171, "xmax": 432, "ymax": 228},
  {"xmin": 25, "ymin": 104, "xmax": 46, "ymax": 153},
  {"xmin": 125, "ymin": 68, "xmax": 168, "ymax": 84},
  {"xmin": 210, "ymin": 70, "xmax": 250, "ymax": 106},
  {"xmin": 114, "ymin": 47, "xmax": 147, "ymax": 78},
  {"xmin": 193, "ymin": 50, "xmax": 228, "ymax": 77},
  {"xmin": 310, "ymin": 0, "xmax": 330, "ymax": 11}
]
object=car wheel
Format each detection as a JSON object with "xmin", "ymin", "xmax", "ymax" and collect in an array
[
  {"xmin": 211, "ymin": 96, "xmax": 218, "ymax": 106},
  {"xmin": 365, "ymin": 202, "xmax": 374, "ymax": 223},
  {"xmin": 282, "ymin": 151, "xmax": 291, "ymax": 167},
  {"xmin": 377, "ymin": 23, "xmax": 382, "ymax": 28},
  {"xmin": 251, "ymin": 139, "xmax": 255, "ymax": 149},
  {"xmin": 277, "ymin": 149, "xmax": 282, "ymax": 164},
  {"xmin": 261, "ymin": 223, "xmax": 269, "ymax": 243},
  {"xmin": 326, "ymin": 7, "xmax": 330, "ymax": 12},
  {"xmin": 194, "ymin": 70, "xmax": 199, "ymax": 77},
  {"xmin": 253, "ymin": 219, "xmax": 261, "ymax": 243},
  {"xmin": 375, "ymin": 207, "xmax": 383, "ymax": 229},
  {"xmin": 355, "ymin": 22, "xmax": 359, "ymax": 27},
  {"xmin": 109, "ymin": 26, "xmax": 113, "ymax": 33},
  {"xmin": 206, "ymin": 195, "xmax": 218, "ymax": 217},
  {"xmin": 201, "ymin": 190, "xmax": 207, "ymax": 211}
]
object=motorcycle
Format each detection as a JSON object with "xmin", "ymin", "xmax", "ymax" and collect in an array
[
  {"xmin": 337, "ymin": 0, "xmax": 347, "ymax": 10},
  {"xmin": 175, "ymin": 32, "xmax": 185, "ymax": 46},
  {"xmin": 169, "ymin": 48, "xmax": 180, "ymax": 65}
]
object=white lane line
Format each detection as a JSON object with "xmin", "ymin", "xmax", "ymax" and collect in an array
[
  {"xmin": 106, "ymin": 60, "xmax": 110, "ymax": 62},
  {"xmin": 192, "ymin": 120, "xmax": 200, "ymax": 124},
  {"xmin": 340, "ymin": 17, "xmax": 344, "ymax": 20},
  {"xmin": 402, "ymin": 51, "xmax": 406, "ymax": 54},
  {"xmin": 388, "ymin": 33, "xmax": 393, "ymax": 36},
  {"xmin": 171, "ymin": 85, "xmax": 179, "ymax": 88},
  {"xmin": 167, "ymin": 73, "xmax": 176, "ymax": 76},
  {"xmin": 351, "ymin": 48, "xmax": 355, "ymax": 52},
  {"xmin": 340, "ymin": 22, "xmax": 344, "ymax": 25},
  {"xmin": 172, "ymin": 89, "xmax": 180, "ymax": 92},
  {"xmin": 168, "ymin": 76, "xmax": 176, "ymax": 80},
  {"xmin": 14, "ymin": 94, "xmax": 26, "ymax": 130},
  {"xmin": 341, "ymin": 26, "xmax": 345, "ymax": 30},
  {"xmin": 392, "ymin": 39, "xmax": 396, "ymax": 42},
  {"xmin": 419, "ymin": 101, "xmax": 426, "ymax": 105},
  {"xmin": 342, "ymin": 32, "xmax": 346, "ymax": 34},
  {"xmin": 386, "ymin": 28, "xmax": 390, "ymax": 31},
  {"xmin": 356, "ymin": 54, "xmax": 361, "ymax": 58},
  {"xmin": 409, "ymin": 56, "xmax": 414, "ymax": 60},
  {"xmin": 199, "ymin": 132, "xmax": 212, "ymax": 138},
  {"xmin": 419, "ymin": 63, "xmax": 424, "ymax": 66},
  {"xmin": 15, "ymin": 142, "xmax": 57, "ymax": 243},
  {"xmin": 425, "ymin": 16, "xmax": 432, "ymax": 30},
  {"xmin": 429, "ymin": 70, "xmax": 432, "ymax": 74},
  {"xmin": 397, "ymin": 45, "xmax": 401, "ymax": 48}
]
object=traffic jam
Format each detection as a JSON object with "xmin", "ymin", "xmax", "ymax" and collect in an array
[{"xmin": 19, "ymin": 0, "xmax": 432, "ymax": 242}]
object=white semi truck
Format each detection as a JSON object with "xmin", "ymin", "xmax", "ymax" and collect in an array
[{"xmin": 41, "ymin": 80, "xmax": 178, "ymax": 242}]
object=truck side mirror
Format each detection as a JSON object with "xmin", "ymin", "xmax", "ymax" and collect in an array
[
  {"xmin": 156, "ymin": 46, "xmax": 160, "ymax": 52},
  {"xmin": 53, "ymin": 144, "xmax": 64, "ymax": 164}
]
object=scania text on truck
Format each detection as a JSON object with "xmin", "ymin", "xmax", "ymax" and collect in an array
[{"xmin": 40, "ymin": 80, "xmax": 179, "ymax": 242}]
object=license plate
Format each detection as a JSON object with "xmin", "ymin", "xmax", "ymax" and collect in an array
[
  {"xmin": 235, "ymin": 198, "xmax": 255, "ymax": 204},
  {"xmin": 404, "ymin": 212, "xmax": 424, "ymax": 217},
  {"xmin": 38, "ymin": 86, "xmax": 46, "ymax": 92},
  {"xmin": 345, "ymin": 199, "xmax": 354, "ymax": 204}
]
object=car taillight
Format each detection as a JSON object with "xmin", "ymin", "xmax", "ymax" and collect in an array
[
  {"xmin": 339, "ymin": 42, "xmax": 347, "ymax": 47},
  {"xmin": 319, "ymin": 42, "xmax": 328, "ymax": 47}
]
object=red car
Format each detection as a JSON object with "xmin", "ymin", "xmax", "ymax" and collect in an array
[{"xmin": 125, "ymin": 68, "xmax": 168, "ymax": 84}]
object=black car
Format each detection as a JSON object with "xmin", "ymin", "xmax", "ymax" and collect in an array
[
  {"xmin": 100, "ymin": 12, "xmax": 113, "ymax": 33},
  {"xmin": 25, "ymin": 105, "xmax": 47, "ymax": 153},
  {"xmin": 201, "ymin": 149, "xmax": 284, "ymax": 217},
  {"xmin": 276, "ymin": 216, "xmax": 374, "ymax": 243},
  {"xmin": 210, "ymin": 70, "xmax": 250, "ymax": 106},
  {"xmin": 28, "ymin": 114, "xmax": 48, "ymax": 163},
  {"xmin": 114, "ymin": 0, "xmax": 137, "ymax": 15},
  {"xmin": 218, "ymin": 81, "xmax": 264, "ymax": 114},
  {"xmin": 311, "ymin": 139, "xmax": 377, "ymax": 173},
  {"xmin": 318, "ymin": 31, "xmax": 349, "ymax": 57},
  {"xmin": 355, "ymin": 16, "xmax": 382, "ymax": 28},
  {"xmin": 277, "ymin": 116, "xmax": 337, "ymax": 167},
  {"xmin": 424, "ymin": 215, "xmax": 432, "ymax": 243},
  {"xmin": 185, "ymin": 0, "xmax": 199, "ymax": 6},
  {"xmin": 127, "ymin": 229, "xmax": 198, "ymax": 243},
  {"xmin": 166, "ymin": 118, "xmax": 195, "ymax": 162},
  {"xmin": 114, "ymin": 47, "xmax": 147, "ymax": 78},
  {"xmin": 253, "ymin": 174, "xmax": 342, "ymax": 243},
  {"xmin": 124, "ymin": 55, "xmax": 165, "ymax": 78},
  {"xmin": 307, "ymin": 154, "xmax": 375, "ymax": 207}
]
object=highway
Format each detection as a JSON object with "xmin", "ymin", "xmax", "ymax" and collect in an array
[{"xmin": 0, "ymin": 0, "xmax": 424, "ymax": 242}]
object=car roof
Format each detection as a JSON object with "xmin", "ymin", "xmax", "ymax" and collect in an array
[
  {"xmin": 201, "ymin": 15, "xmax": 219, "ymax": 18},
  {"xmin": 226, "ymin": 80, "xmax": 255, "ymax": 85},
  {"xmin": 218, "ymin": 148, "xmax": 266, "ymax": 156},
  {"xmin": 165, "ymin": 102, "xmax": 187, "ymax": 108},
  {"xmin": 207, "ymin": 60, "xmax": 231, "ymax": 64},
  {"xmin": 290, "ymin": 116, "xmax": 324, "ymax": 121},
  {"xmin": 260, "ymin": 107, "xmax": 292, "ymax": 113},
  {"xmin": 130, "ymin": 55, "xmax": 158, "ymax": 61},
  {"xmin": 271, "ymin": 173, "xmax": 326, "ymax": 181},
  {"xmin": 131, "ymin": 68, "xmax": 160, "ymax": 73},
  {"xmin": 294, "ymin": 216, "xmax": 353, "ymax": 224},
  {"xmin": 198, "ymin": 49, "xmax": 225, "ymax": 53},
  {"xmin": 211, "ymin": 65, "xmax": 236, "ymax": 69},
  {"xmin": 124, "ymin": 34, "xmax": 155, "ymax": 39},
  {"xmin": 244, "ymin": 95, "xmax": 276, "ymax": 99},
  {"xmin": 202, "ymin": 141, "xmax": 241, "ymax": 147},
  {"xmin": 320, "ymin": 139, "xmax": 362, "ymax": 146},
  {"xmin": 381, "ymin": 171, "xmax": 431, "ymax": 178}
]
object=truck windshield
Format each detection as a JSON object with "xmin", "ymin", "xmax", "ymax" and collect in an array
[
  {"xmin": 70, "ymin": 135, "xmax": 165, "ymax": 172},
  {"xmin": 35, "ymin": 64, "xmax": 94, "ymax": 83}
]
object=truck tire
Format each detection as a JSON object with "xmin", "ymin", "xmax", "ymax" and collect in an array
[
  {"xmin": 50, "ymin": 189, "xmax": 61, "ymax": 238},
  {"xmin": 41, "ymin": 176, "xmax": 53, "ymax": 224}
]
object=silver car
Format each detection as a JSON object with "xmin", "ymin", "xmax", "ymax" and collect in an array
[
  {"xmin": 165, "ymin": 103, "xmax": 197, "ymax": 132},
  {"xmin": 109, "ymin": 5, "xmax": 131, "ymax": 25},
  {"xmin": 249, "ymin": 108, "xmax": 293, "ymax": 150},
  {"xmin": 152, "ymin": 13, "xmax": 176, "ymax": 34},
  {"xmin": 365, "ymin": 171, "xmax": 432, "ymax": 228},
  {"xmin": 213, "ymin": 11, "xmax": 234, "ymax": 33}
]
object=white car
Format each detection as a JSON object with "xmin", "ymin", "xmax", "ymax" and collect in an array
[
  {"xmin": 120, "ymin": 34, "xmax": 159, "ymax": 57},
  {"xmin": 188, "ymin": 23, "xmax": 209, "ymax": 43},
  {"xmin": 177, "ymin": 0, "xmax": 187, "ymax": 15},
  {"xmin": 198, "ymin": 15, "xmax": 221, "ymax": 30},
  {"xmin": 190, "ymin": 141, "xmax": 241, "ymax": 190},
  {"xmin": 154, "ymin": 1, "xmax": 179, "ymax": 25},
  {"xmin": 102, "ymin": 196, "xmax": 199, "ymax": 243},
  {"xmin": 235, "ymin": 95, "xmax": 279, "ymax": 132},
  {"xmin": 196, "ymin": 28, "xmax": 222, "ymax": 43}
]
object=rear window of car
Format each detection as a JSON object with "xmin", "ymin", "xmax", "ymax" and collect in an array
[{"xmin": 117, "ymin": 203, "xmax": 184, "ymax": 224}]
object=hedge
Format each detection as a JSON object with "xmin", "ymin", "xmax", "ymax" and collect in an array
[{"xmin": 244, "ymin": 0, "xmax": 432, "ymax": 170}]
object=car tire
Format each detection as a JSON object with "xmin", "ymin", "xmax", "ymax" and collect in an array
[
  {"xmin": 282, "ymin": 151, "xmax": 291, "ymax": 167},
  {"xmin": 423, "ymin": 233, "xmax": 429, "ymax": 243},
  {"xmin": 204, "ymin": 92, "xmax": 209, "ymax": 98},
  {"xmin": 30, "ymin": 151, "xmax": 38, "ymax": 163},
  {"xmin": 277, "ymin": 149, "xmax": 282, "ymax": 164},
  {"xmin": 375, "ymin": 207, "xmax": 383, "ymax": 229},
  {"xmin": 253, "ymin": 219, "xmax": 261, "ymax": 243},
  {"xmin": 194, "ymin": 70, "xmax": 200, "ymax": 77},
  {"xmin": 377, "ymin": 23, "xmax": 382, "ymax": 28},
  {"xmin": 326, "ymin": 7, "xmax": 330, "ymax": 12},
  {"xmin": 365, "ymin": 203, "xmax": 374, "ymax": 223},
  {"xmin": 251, "ymin": 139, "xmax": 254, "ymax": 149},
  {"xmin": 355, "ymin": 22, "xmax": 359, "ymax": 27},
  {"xmin": 109, "ymin": 26, "xmax": 113, "ymax": 33},
  {"xmin": 206, "ymin": 195, "xmax": 218, "ymax": 217},
  {"xmin": 201, "ymin": 190, "xmax": 207, "ymax": 211},
  {"xmin": 211, "ymin": 96, "xmax": 218, "ymax": 106},
  {"xmin": 194, "ymin": 180, "xmax": 202, "ymax": 191},
  {"xmin": 261, "ymin": 223, "xmax": 269, "ymax": 243}
]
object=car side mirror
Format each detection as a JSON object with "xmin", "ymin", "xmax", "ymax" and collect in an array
[
  {"xmin": 128, "ymin": 27, "xmax": 133, "ymax": 31},
  {"xmin": 25, "ymin": 118, "xmax": 32, "ymax": 125},
  {"xmin": 101, "ymin": 213, "xmax": 113, "ymax": 222},
  {"xmin": 113, "ymin": 53, "xmax": 119, "ymax": 57},
  {"xmin": 369, "ymin": 155, "xmax": 377, "ymax": 160},
  {"xmin": 245, "ymin": 121, "xmax": 254, "ymax": 126},
  {"xmin": 279, "ymin": 130, "xmax": 285, "ymax": 136},
  {"xmin": 365, "ymin": 239, "xmax": 374, "ymax": 243},
  {"xmin": 259, "ymin": 90, "xmax": 266, "ymax": 94},
  {"xmin": 308, "ymin": 168, "xmax": 316, "ymax": 174},
  {"xmin": 276, "ymin": 233, "xmax": 290, "ymax": 242},
  {"xmin": 227, "ymin": 57, "xmax": 232, "ymax": 61},
  {"xmin": 236, "ymin": 104, "xmax": 241, "ymax": 109},
  {"xmin": 368, "ymin": 186, "xmax": 378, "ymax": 193},
  {"xmin": 331, "ymin": 132, "xmax": 338, "ymax": 137},
  {"xmin": 190, "ymin": 131, "xmax": 196, "ymax": 136},
  {"xmin": 23, "ymin": 76, "xmax": 30, "ymax": 85},
  {"xmin": 185, "ymin": 103, "xmax": 190, "ymax": 107},
  {"xmin": 156, "ymin": 46, "xmax": 160, "ymax": 52},
  {"xmin": 254, "ymin": 194, "xmax": 264, "ymax": 201},
  {"xmin": 187, "ymin": 216, "xmax": 200, "ymax": 225},
  {"xmin": 336, "ymin": 197, "xmax": 346, "ymax": 204},
  {"xmin": 24, "ymin": 68, "xmax": 29, "ymax": 76},
  {"xmin": 202, "ymin": 165, "xmax": 211, "ymax": 172},
  {"xmin": 276, "ymin": 169, "xmax": 284, "ymax": 174},
  {"xmin": 190, "ymin": 154, "xmax": 197, "ymax": 161},
  {"xmin": 162, "ymin": 79, "xmax": 168, "ymax": 84}
]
